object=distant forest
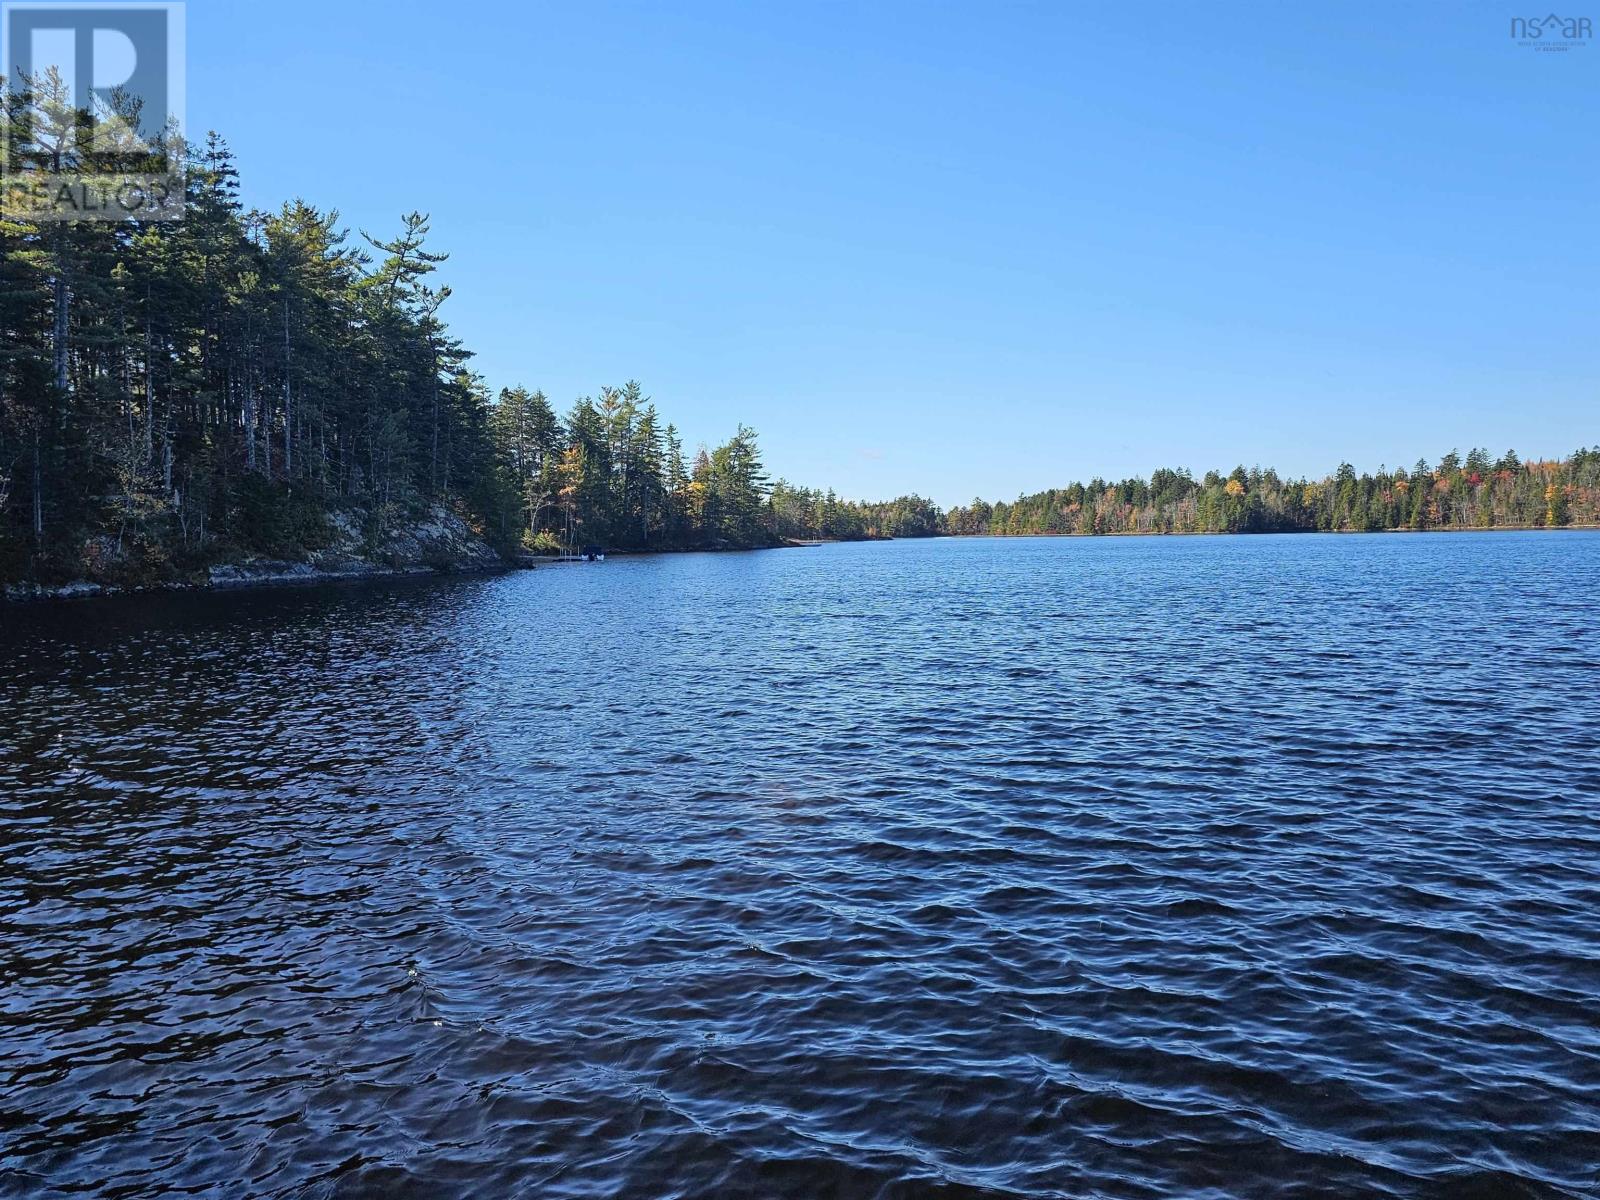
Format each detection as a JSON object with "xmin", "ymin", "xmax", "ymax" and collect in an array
[{"xmin": 946, "ymin": 449, "xmax": 1600, "ymax": 536}]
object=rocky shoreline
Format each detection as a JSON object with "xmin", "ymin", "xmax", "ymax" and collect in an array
[{"xmin": 3, "ymin": 505, "xmax": 507, "ymax": 604}]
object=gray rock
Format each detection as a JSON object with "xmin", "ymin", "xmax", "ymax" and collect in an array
[{"xmin": 5, "ymin": 503, "xmax": 505, "ymax": 602}]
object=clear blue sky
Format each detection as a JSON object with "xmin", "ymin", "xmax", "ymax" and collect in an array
[{"xmin": 188, "ymin": 0, "xmax": 1596, "ymax": 506}]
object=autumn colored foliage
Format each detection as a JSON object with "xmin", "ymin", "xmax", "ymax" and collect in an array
[{"xmin": 944, "ymin": 449, "xmax": 1600, "ymax": 536}]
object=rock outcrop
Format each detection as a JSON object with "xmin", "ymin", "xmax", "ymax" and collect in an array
[
  {"xmin": 209, "ymin": 505, "xmax": 502, "ymax": 590},
  {"xmin": 5, "ymin": 504, "xmax": 505, "ymax": 602}
]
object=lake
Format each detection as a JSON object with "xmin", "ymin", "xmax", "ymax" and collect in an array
[{"xmin": 2, "ymin": 532, "xmax": 1598, "ymax": 1198}]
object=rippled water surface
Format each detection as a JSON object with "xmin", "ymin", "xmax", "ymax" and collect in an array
[{"xmin": 3, "ymin": 533, "xmax": 1599, "ymax": 1199}]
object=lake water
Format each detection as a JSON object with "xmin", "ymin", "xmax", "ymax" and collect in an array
[{"xmin": 3, "ymin": 532, "xmax": 1598, "ymax": 1199}]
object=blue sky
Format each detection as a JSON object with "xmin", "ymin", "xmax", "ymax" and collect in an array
[{"xmin": 188, "ymin": 0, "xmax": 1596, "ymax": 506}]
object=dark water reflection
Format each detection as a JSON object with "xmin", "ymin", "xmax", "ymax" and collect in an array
[{"xmin": 2, "ymin": 533, "xmax": 1599, "ymax": 1198}]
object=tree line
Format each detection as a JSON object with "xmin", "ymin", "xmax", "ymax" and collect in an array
[
  {"xmin": 770, "ymin": 485, "xmax": 943, "ymax": 542},
  {"xmin": 3, "ymin": 81, "xmax": 1590, "ymax": 584},
  {"xmin": 0, "ymin": 75, "xmax": 514, "ymax": 584},
  {"xmin": 945, "ymin": 449, "xmax": 1600, "ymax": 536},
  {"xmin": 488, "ymin": 383, "xmax": 942, "ymax": 552},
  {"xmin": 0, "ymin": 83, "xmax": 919, "ymax": 585},
  {"xmin": 489, "ymin": 383, "xmax": 775, "ymax": 551}
]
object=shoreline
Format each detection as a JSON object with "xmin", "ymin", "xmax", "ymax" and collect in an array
[
  {"xmin": 2, "ymin": 558, "xmax": 513, "ymax": 605},
  {"xmin": 945, "ymin": 523, "xmax": 1600, "ymax": 540},
  {"xmin": 0, "ymin": 535, "xmax": 847, "ymax": 604},
  {"xmin": 7, "ymin": 524, "xmax": 1594, "ymax": 605},
  {"xmin": 2, "ymin": 502, "xmax": 506, "ymax": 605}
]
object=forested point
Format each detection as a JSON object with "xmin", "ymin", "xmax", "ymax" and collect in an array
[
  {"xmin": 488, "ymin": 385, "xmax": 943, "ymax": 553},
  {"xmin": 945, "ymin": 450, "xmax": 1600, "ymax": 536},
  {"xmin": 0, "ymin": 88, "xmax": 930, "ymax": 588}
]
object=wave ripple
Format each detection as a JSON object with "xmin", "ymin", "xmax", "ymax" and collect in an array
[{"xmin": 2, "ymin": 532, "xmax": 1599, "ymax": 1198}]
